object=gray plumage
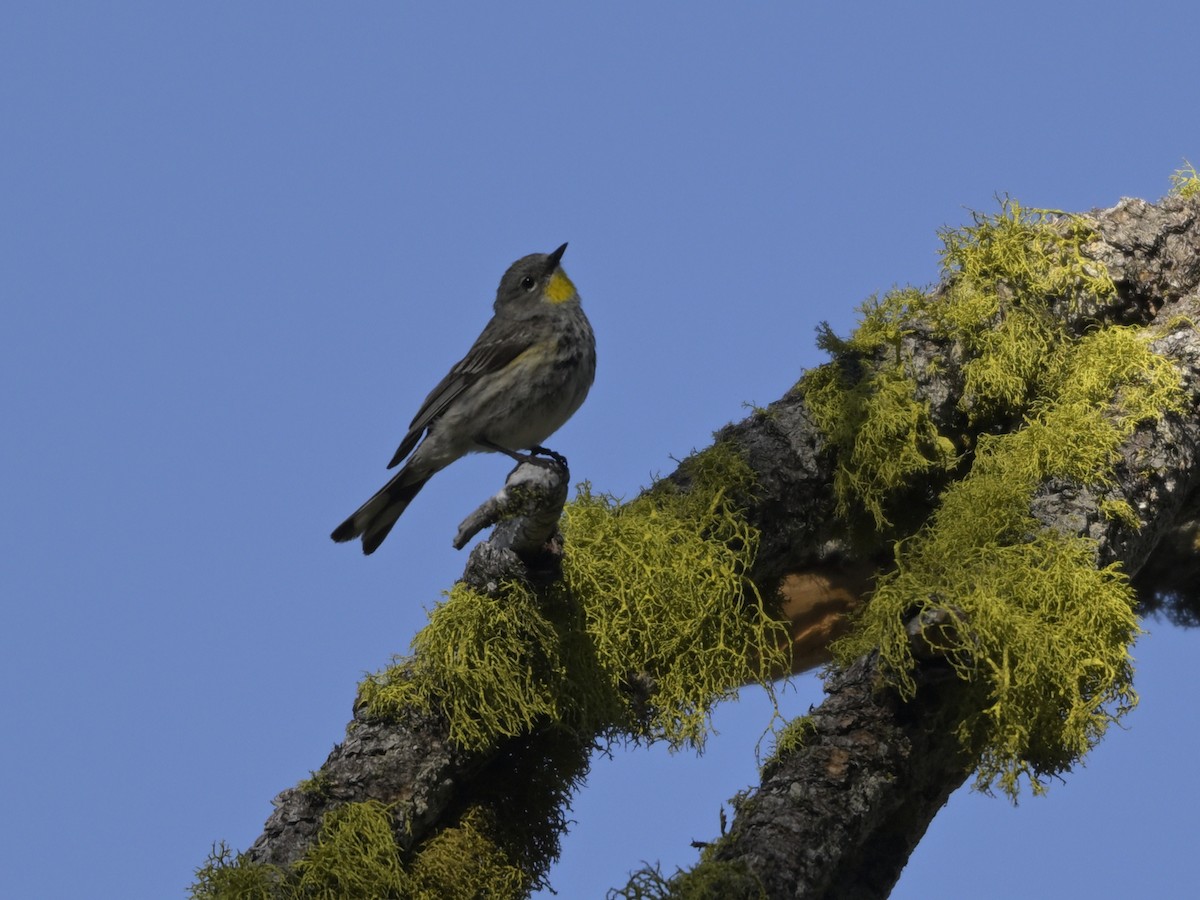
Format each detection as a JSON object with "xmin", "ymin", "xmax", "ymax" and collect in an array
[{"xmin": 331, "ymin": 243, "xmax": 595, "ymax": 554}]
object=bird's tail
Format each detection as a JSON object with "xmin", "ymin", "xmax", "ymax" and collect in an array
[{"xmin": 330, "ymin": 469, "xmax": 432, "ymax": 555}]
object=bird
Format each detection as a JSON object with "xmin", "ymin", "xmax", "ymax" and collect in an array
[{"xmin": 331, "ymin": 243, "xmax": 595, "ymax": 554}]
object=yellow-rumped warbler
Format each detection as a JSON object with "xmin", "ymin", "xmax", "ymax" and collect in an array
[{"xmin": 331, "ymin": 243, "xmax": 595, "ymax": 554}]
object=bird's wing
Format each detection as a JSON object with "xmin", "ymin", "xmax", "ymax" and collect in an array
[{"xmin": 386, "ymin": 326, "xmax": 532, "ymax": 469}]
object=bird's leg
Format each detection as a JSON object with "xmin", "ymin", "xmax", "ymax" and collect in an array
[
  {"xmin": 478, "ymin": 438, "xmax": 569, "ymax": 471},
  {"xmin": 477, "ymin": 437, "xmax": 533, "ymax": 464}
]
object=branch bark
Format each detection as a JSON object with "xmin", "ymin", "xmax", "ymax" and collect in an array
[
  {"xmin": 697, "ymin": 195, "xmax": 1200, "ymax": 898},
  {"xmin": 244, "ymin": 457, "xmax": 579, "ymax": 872}
]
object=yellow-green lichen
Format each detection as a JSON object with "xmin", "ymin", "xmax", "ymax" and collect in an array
[
  {"xmin": 609, "ymin": 799, "xmax": 765, "ymax": 900},
  {"xmin": 767, "ymin": 715, "xmax": 816, "ymax": 762},
  {"xmin": 839, "ymin": 518, "xmax": 1140, "ymax": 798},
  {"xmin": 802, "ymin": 202, "xmax": 1123, "ymax": 533},
  {"xmin": 190, "ymin": 843, "xmax": 280, "ymax": 900},
  {"xmin": 292, "ymin": 801, "xmax": 407, "ymax": 898},
  {"xmin": 608, "ymin": 859, "xmax": 765, "ymax": 900},
  {"xmin": 956, "ymin": 302, "xmax": 1060, "ymax": 423},
  {"xmin": 321, "ymin": 444, "xmax": 788, "ymax": 899},
  {"xmin": 359, "ymin": 442, "xmax": 787, "ymax": 754},
  {"xmin": 561, "ymin": 442, "xmax": 792, "ymax": 749},
  {"xmin": 938, "ymin": 201, "xmax": 1115, "ymax": 310},
  {"xmin": 837, "ymin": 326, "xmax": 1179, "ymax": 795},
  {"xmin": 297, "ymin": 769, "xmax": 332, "ymax": 800},
  {"xmin": 803, "ymin": 330, "xmax": 957, "ymax": 529},
  {"xmin": 822, "ymin": 200, "xmax": 1182, "ymax": 797},
  {"xmin": 191, "ymin": 803, "xmax": 530, "ymax": 900},
  {"xmin": 938, "ymin": 201, "xmax": 1116, "ymax": 423},
  {"xmin": 1169, "ymin": 159, "xmax": 1200, "ymax": 198},
  {"xmin": 321, "ymin": 446, "xmax": 789, "ymax": 899},
  {"xmin": 1098, "ymin": 497, "xmax": 1140, "ymax": 530},
  {"xmin": 404, "ymin": 807, "xmax": 527, "ymax": 900},
  {"xmin": 358, "ymin": 579, "xmax": 617, "ymax": 751}
]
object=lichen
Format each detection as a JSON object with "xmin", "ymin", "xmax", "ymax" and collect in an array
[
  {"xmin": 297, "ymin": 443, "xmax": 790, "ymax": 897},
  {"xmin": 190, "ymin": 842, "xmax": 280, "ymax": 900},
  {"xmin": 803, "ymin": 325, "xmax": 957, "ymax": 529},
  {"xmin": 608, "ymin": 796, "xmax": 765, "ymax": 900},
  {"xmin": 608, "ymin": 859, "xmax": 765, "ymax": 900},
  {"xmin": 291, "ymin": 801, "xmax": 407, "ymax": 898},
  {"xmin": 359, "ymin": 442, "xmax": 789, "ymax": 756},
  {"xmin": 297, "ymin": 769, "xmax": 331, "ymax": 800},
  {"xmin": 803, "ymin": 202, "xmax": 1124, "ymax": 534},
  {"xmin": 357, "ymin": 578, "xmax": 618, "ymax": 751},
  {"xmin": 404, "ymin": 807, "xmax": 528, "ymax": 900},
  {"xmin": 1169, "ymin": 159, "xmax": 1200, "ymax": 198},
  {"xmin": 561, "ymin": 443, "xmax": 792, "ymax": 749},
  {"xmin": 191, "ymin": 803, "xmax": 533, "ymax": 900},
  {"xmin": 767, "ymin": 715, "xmax": 816, "ymax": 761},
  {"xmin": 814, "ymin": 198, "xmax": 1182, "ymax": 797},
  {"xmin": 937, "ymin": 201, "xmax": 1115, "ymax": 308}
]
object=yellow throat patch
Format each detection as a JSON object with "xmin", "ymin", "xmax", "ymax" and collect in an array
[{"xmin": 545, "ymin": 270, "xmax": 576, "ymax": 304}]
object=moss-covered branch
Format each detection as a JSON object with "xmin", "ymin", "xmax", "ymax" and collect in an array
[
  {"xmin": 653, "ymin": 193, "xmax": 1200, "ymax": 897},
  {"xmin": 195, "ymin": 448, "xmax": 797, "ymax": 897},
  {"xmin": 195, "ymin": 191, "xmax": 1200, "ymax": 900}
]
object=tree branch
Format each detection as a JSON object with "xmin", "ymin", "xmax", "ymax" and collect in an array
[
  {"xmin": 688, "ymin": 194, "xmax": 1200, "ymax": 898},
  {"xmin": 230, "ymin": 195, "xmax": 1200, "ymax": 899},
  {"xmin": 244, "ymin": 458, "xmax": 577, "ymax": 873}
]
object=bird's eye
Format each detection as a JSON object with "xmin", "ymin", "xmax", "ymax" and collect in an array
[{"xmin": 520, "ymin": 275, "xmax": 537, "ymax": 291}]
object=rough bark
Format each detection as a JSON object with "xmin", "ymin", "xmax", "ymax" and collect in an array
[
  {"xmin": 242, "ymin": 195, "xmax": 1200, "ymax": 896},
  {"xmin": 245, "ymin": 457, "xmax": 576, "ymax": 870},
  {"xmin": 698, "ymin": 196, "xmax": 1200, "ymax": 899},
  {"xmin": 689, "ymin": 195, "xmax": 1200, "ymax": 898},
  {"xmin": 710, "ymin": 656, "xmax": 974, "ymax": 900}
]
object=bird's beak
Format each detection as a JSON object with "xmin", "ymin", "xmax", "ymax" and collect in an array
[{"xmin": 548, "ymin": 242, "xmax": 568, "ymax": 269}]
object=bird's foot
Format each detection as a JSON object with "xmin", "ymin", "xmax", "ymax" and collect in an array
[
  {"xmin": 478, "ymin": 439, "xmax": 568, "ymax": 470},
  {"xmin": 528, "ymin": 445, "xmax": 568, "ymax": 468}
]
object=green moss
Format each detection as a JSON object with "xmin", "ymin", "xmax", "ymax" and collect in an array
[
  {"xmin": 804, "ymin": 344, "xmax": 957, "ymax": 530},
  {"xmin": 938, "ymin": 200, "xmax": 1115, "ymax": 308},
  {"xmin": 192, "ymin": 803, "xmax": 533, "ymax": 900},
  {"xmin": 609, "ymin": 860, "xmax": 764, "ymax": 900},
  {"xmin": 818, "ymin": 200, "xmax": 1182, "ymax": 797},
  {"xmin": 561, "ymin": 442, "xmax": 792, "ymax": 749},
  {"xmin": 803, "ymin": 202, "xmax": 1124, "ymax": 533},
  {"xmin": 292, "ymin": 801, "xmax": 407, "ymax": 899},
  {"xmin": 357, "ymin": 444, "xmax": 788, "ymax": 756},
  {"xmin": 767, "ymin": 715, "xmax": 816, "ymax": 762},
  {"xmin": 358, "ymin": 578, "xmax": 618, "ymax": 751},
  {"xmin": 298, "ymin": 769, "xmax": 331, "ymax": 800},
  {"xmin": 190, "ymin": 843, "xmax": 280, "ymax": 900},
  {"xmin": 319, "ymin": 443, "xmax": 788, "ymax": 897},
  {"xmin": 405, "ymin": 807, "xmax": 527, "ymax": 900},
  {"xmin": 1169, "ymin": 159, "xmax": 1200, "ymax": 198}
]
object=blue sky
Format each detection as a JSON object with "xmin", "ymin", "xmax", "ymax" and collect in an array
[{"xmin": 2, "ymin": 3, "xmax": 1196, "ymax": 897}]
